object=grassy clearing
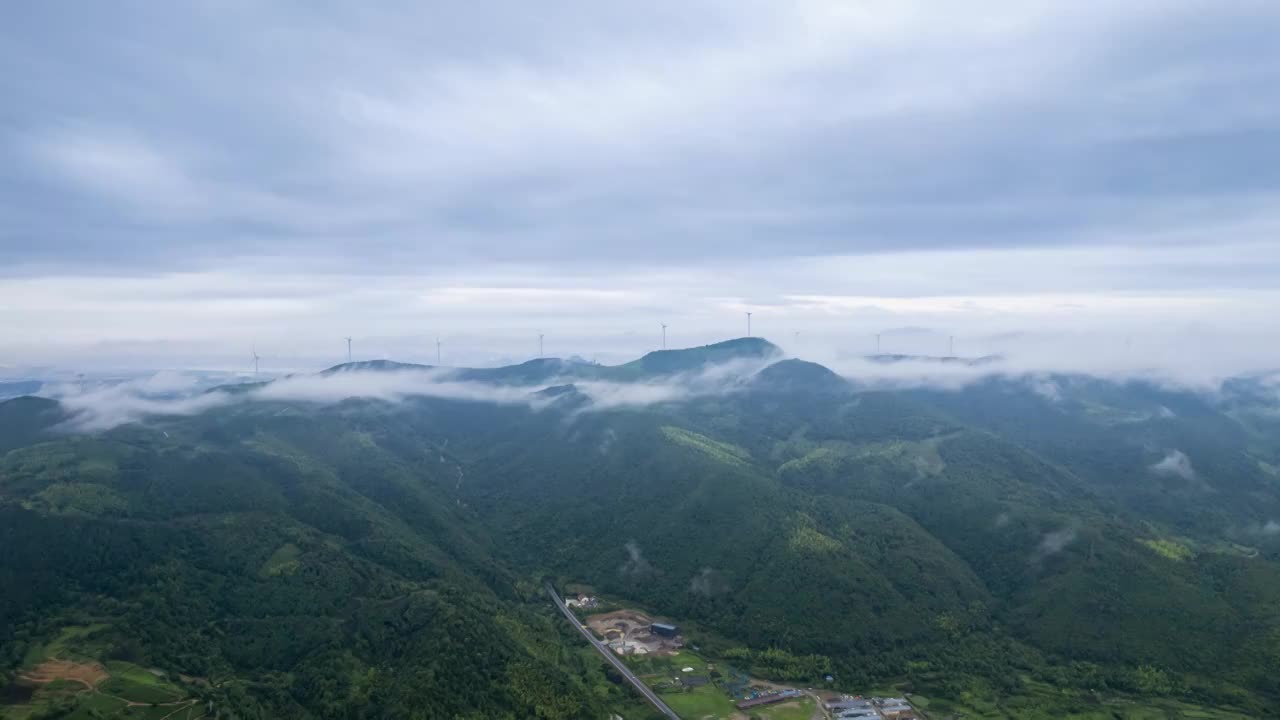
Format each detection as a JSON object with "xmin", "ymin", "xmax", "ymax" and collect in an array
[
  {"xmin": 632, "ymin": 651, "xmax": 738, "ymax": 719},
  {"xmin": 627, "ymin": 650, "xmax": 712, "ymax": 679},
  {"xmin": 1140, "ymin": 537, "xmax": 1195, "ymax": 562},
  {"xmin": 62, "ymin": 693, "xmax": 129, "ymax": 719},
  {"xmin": 259, "ymin": 542, "xmax": 302, "ymax": 577},
  {"xmin": 21, "ymin": 624, "xmax": 110, "ymax": 665},
  {"xmin": 657, "ymin": 683, "xmax": 738, "ymax": 719},
  {"xmin": 660, "ymin": 427, "xmax": 751, "ymax": 466},
  {"xmin": 787, "ymin": 523, "xmax": 843, "ymax": 555},
  {"xmin": 100, "ymin": 662, "xmax": 184, "ymax": 704},
  {"xmin": 34, "ymin": 482, "xmax": 129, "ymax": 516},
  {"xmin": 778, "ymin": 439, "xmax": 946, "ymax": 479},
  {"xmin": 670, "ymin": 651, "xmax": 710, "ymax": 674}
]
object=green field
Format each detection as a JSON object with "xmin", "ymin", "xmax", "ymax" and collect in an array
[
  {"xmin": 99, "ymin": 662, "xmax": 185, "ymax": 704},
  {"xmin": 629, "ymin": 649, "xmax": 820, "ymax": 720},
  {"xmin": 754, "ymin": 696, "xmax": 816, "ymax": 720},
  {"xmin": 629, "ymin": 649, "xmax": 741, "ymax": 720},
  {"xmin": 657, "ymin": 684, "xmax": 739, "ymax": 719}
]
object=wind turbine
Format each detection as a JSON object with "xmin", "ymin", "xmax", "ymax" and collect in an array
[
  {"xmin": 538, "ymin": 333, "xmax": 544, "ymax": 358},
  {"xmin": 436, "ymin": 337, "xmax": 442, "ymax": 365},
  {"xmin": 876, "ymin": 333, "xmax": 881, "ymax": 353},
  {"xmin": 949, "ymin": 335, "xmax": 955, "ymax": 357},
  {"xmin": 745, "ymin": 312, "xmax": 752, "ymax": 337},
  {"xmin": 344, "ymin": 336, "xmax": 352, "ymax": 363},
  {"xmin": 252, "ymin": 345, "xmax": 261, "ymax": 377},
  {"xmin": 661, "ymin": 323, "xmax": 668, "ymax": 350}
]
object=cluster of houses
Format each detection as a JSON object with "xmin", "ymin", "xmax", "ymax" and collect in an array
[{"xmin": 825, "ymin": 696, "xmax": 915, "ymax": 719}]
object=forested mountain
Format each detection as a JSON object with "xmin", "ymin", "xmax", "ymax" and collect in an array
[{"xmin": 3, "ymin": 339, "xmax": 1280, "ymax": 717}]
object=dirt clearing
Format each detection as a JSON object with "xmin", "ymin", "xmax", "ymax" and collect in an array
[{"xmin": 19, "ymin": 659, "xmax": 110, "ymax": 689}]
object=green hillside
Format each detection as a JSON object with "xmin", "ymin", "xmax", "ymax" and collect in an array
[{"xmin": 2, "ymin": 342, "xmax": 1279, "ymax": 717}]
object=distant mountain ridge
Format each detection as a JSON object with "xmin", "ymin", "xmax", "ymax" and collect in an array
[
  {"xmin": 318, "ymin": 337, "xmax": 784, "ymax": 385},
  {"xmin": 865, "ymin": 352, "xmax": 1005, "ymax": 366}
]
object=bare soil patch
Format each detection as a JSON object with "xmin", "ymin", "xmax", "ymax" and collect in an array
[
  {"xmin": 19, "ymin": 659, "xmax": 109, "ymax": 690},
  {"xmin": 587, "ymin": 609, "xmax": 654, "ymax": 628},
  {"xmin": 585, "ymin": 608, "xmax": 684, "ymax": 656}
]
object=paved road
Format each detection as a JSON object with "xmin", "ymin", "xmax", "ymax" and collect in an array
[{"xmin": 546, "ymin": 583, "xmax": 681, "ymax": 720}]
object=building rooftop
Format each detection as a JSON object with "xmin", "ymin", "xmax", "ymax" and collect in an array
[{"xmin": 828, "ymin": 699, "xmax": 873, "ymax": 710}]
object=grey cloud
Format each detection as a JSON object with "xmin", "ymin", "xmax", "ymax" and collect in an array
[
  {"xmin": 4, "ymin": 2, "xmax": 1280, "ymax": 271},
  {"xmin": 5, "ymin": 2, "xmax": 1280, "ymax": 375}
]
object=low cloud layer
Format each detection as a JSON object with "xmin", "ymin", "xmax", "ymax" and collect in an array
[
  {"xmin": 689, "ymin": 567, "xmax": 730, "ymax": 596},
  {"xmin": 45, "ymin": 356, "xmax": 778, "ymax": 432},
  {"xmin": 1032, "ymin": 527, "xmax": 1078, "ymax": 564},
  {"xmin": 34, "ymin": 342, "xmax": 1280, "ymax": 433},
  {"xmin": 620, "ymin": 541, "xmax": 655, "ymax": 578},
  {"xmin": 54, "ymin": 374, "xmax": 237, "ymax": 433},
  {"xmin": 1150, "ymin": 449, "xmax": 1197, "ymax": 481}
]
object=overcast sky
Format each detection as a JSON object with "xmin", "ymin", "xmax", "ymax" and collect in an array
[{"xmin": 3, "ymin": 1, "xmax": 1279, "ymax": 377}]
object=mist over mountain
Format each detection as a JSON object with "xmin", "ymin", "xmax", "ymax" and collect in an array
[{"xmin": 4, "ymin": 338, "xmax": 1280, "ymax": 717}]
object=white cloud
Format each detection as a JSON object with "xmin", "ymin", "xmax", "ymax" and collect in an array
[
  {"xmin": 1150, "ymin": 449, "xmax": 1196, "ymax": 481},
  {"xmin": 53, "ymin": 376, "xmax": 237, "ymax": 432},
  {"xmin": 1032, "ymin": 527, "xmax": 1078, "ymax": 563}
]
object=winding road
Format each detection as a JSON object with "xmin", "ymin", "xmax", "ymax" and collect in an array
[{"xmin": 545, "ymin": 583, "xmax": 681, "ymax": 720}]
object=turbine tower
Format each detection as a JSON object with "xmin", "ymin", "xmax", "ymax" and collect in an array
[
  {"xmin": 949, "ymin": 335, "xmax": 954, "ymax": 357},
  {"xmin": 436, "ymin": 337, "xmax": 442, "ymax": 365},
  {"xmin": 876, "ymin": 333, "xmax": 881, "ymax": 353},
  {"xmin": 745, "ymin": 311, "xmax": 752, "ymax": 337},
  {"xmin": 345, "ymin": 336, "xmax": 352, "ymax": 363},
  {"xmin": 538, "ymin": 333, "xmax": 544, "ymax": 358},
  {"xmin": 661, "ymin": 323, "xmax": 668, "ymax": 350}
]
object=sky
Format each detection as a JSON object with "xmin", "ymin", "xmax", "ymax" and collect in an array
[{"xmin": 3, "ymin": 1, "xmax": 1279, "ymax": 378}]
